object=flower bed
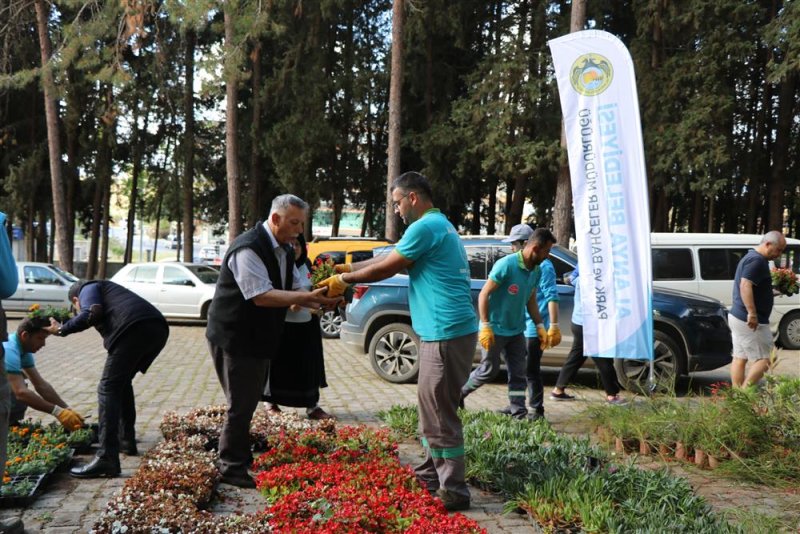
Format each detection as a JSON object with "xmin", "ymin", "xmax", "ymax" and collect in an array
[
  {"xmin": 94, "ymin": 407, "xmax": 483, "ymax": 533},
  {"xmin": 379, "ymin": 405, "xmax": 737, "ymax": 533},
  {"xmin": 0, "ymin": 422, "xmax": 79, "ymax": 506},
  {"xmin": 586, "ymin": 377, "xmax": 800, "ymax": 486}
]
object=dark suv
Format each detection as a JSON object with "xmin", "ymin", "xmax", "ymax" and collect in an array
[{"xmin": 340, "ymin": 238, "xmax": 733, "ymax": 392}]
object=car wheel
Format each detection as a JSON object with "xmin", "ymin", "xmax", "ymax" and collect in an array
[
  {"xmin": 200, "ymin": 301, "xmax": 211, "ymax": 320},
  {"xmin": 778, "ymin": 311, "xmax": 800, "ymax": 350},
  {"xmin": 368, "ymin": 323, "xmax": 420, "ymax": 384},
  {"xmin": 613, "ymin": 329, "xmax": 685, "ymax": 394},
  {"xmin": 319, "ymin": 309, "xmax": 342, "ymax": 339}
]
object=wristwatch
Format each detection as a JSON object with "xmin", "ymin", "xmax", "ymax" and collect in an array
[{"xmin": 57, "ymin": 327, "xmax": 63, "ymax": 337}]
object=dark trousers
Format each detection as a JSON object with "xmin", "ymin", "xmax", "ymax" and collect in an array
[
  {"xmin": 554, "ymin": 322, "xmax": 620, "ymax": 397},
  {"xmin": 97, "ymin": 320, "xmax": 168, "ymax": 461},
  {"xmin": 415, "ymin": 332, "xmax": 476, "ymax": 499},
  {"xmin": 525, "ymin": 337, "xmax": 544, "ymax": 415},
  {"xmin": 209, "ymin": 341, "xmax": 270, "ymax": 478}
]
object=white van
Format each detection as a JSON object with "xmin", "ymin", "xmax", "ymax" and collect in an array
[{"xmin": 650, "ymin": 233, "xmax": 800, "ymax": 349}]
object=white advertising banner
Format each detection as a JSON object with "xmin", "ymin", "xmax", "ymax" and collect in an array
[{"xmin": 549, "ymin": 30, "xmax": 653, "ymax": 359}]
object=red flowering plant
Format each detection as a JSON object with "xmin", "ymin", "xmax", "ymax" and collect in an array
[
  {"xmin": 310, "ymin": 256, "xmax": 338, "ymax": 286},
  {"xmin": 771, "ymin": 267, "xmax": 799, "ymax": 296},
  {"xmin": 253, "ymin": 426, "xmax": 484, "ymax": 533}
]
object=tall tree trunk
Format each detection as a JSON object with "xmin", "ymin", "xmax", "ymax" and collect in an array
[
  {"xmin": 125, "ymin": 110, "xmax": 146, "ymax": 265},
  {"xmin": 552, "ymin": 0, "xmax": 585, "ymax": 246},
  {"xmin": 34, "ymin": 0, "xmax": 71, "ymax": 271},
  {"xmin": 690, "ymin": 190, "xmax": 704, "ymax": 232},
  {"xmin": 385, "ymin": 0, "xmax": 404, "ymax": 242},
  {"xmin": 88, "ymin": 114, "xmax": 112, "ymax": 279},
  {"xmin": 99, "ymin": 173, "xmax": 111, "ymax": 279},
  {"xmin": 224, "ymin": 5, "xmax": 243, "ymax": 242},
  {"xmin": 64, "ymin": 68, "xmax": 81, "ymax": 256},
  {"xmin": 183, "ymin": 29, "xmax": 196, "ymax": 259},
  {"xmin": 248, "ymin": 40, "xmax": 263, "ymax": 227},
  {"xmin": 36, "ymin": 208, "xmax": 48, "ymax": 261},
  {"xmin": 767, "ymin": 72, "xmax": 796, "ymax": 231}
]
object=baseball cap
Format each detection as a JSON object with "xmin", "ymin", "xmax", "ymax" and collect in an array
[{"xmin": 502, "ymin": 224, "xmax": 534, "ymax": 243}]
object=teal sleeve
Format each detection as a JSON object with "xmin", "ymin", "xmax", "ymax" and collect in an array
[
  {"xmin": 395, "ymin": 222, "xmax": 432, "ymax": 261},
  {"xmin": 538, "ymin": 261, "xmax": 559, "ymax": 304}
]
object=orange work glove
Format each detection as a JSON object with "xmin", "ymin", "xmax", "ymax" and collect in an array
[
  {"xmin": 478, "ymin": 322, "xmax": 495, "ymax": 350},
  {"xmin": 53, "ymin": 406, "xmax": 84, "ymax": 431},
  {"xmin": 536, "ymin": 323, "xmax": 549, "ymax": 350},
  {"xmin": 334, "ymin": 263, "xmax": 352, "ymax": 274},
  {"xmin": 316, "ymin": 274, "xmax": 349, "ymax": 298},
  {"xmin": 547, "ymin": 323, "xmax": 562, "ymax": 348}
]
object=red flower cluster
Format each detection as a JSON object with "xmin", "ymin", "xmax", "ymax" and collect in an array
[{"xmin": 253, "ymin": 426, "xmax": 484, "ymax": 533}]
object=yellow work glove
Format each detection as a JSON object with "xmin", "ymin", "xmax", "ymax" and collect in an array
[
  {"xmin": 316, "ymin": 274, "xmax": 349, "ymax": 298},
  {"xmin": 479, "ymin": 322, "xmax": 495, "ymax": 350},
  {"xmin": 536, "ymin": 323, "xmax": 549, "ymax": 350},
  {"xmin": 334, "ymin": 263, "xmax": 352, "ymax": 274},
  {"xmin": 547, "ymin": 323, "xmax": 562, "ymax": 348},
  {"xmin": 53, "ymin": 406, "xmax": 84, "ymax": 432}
]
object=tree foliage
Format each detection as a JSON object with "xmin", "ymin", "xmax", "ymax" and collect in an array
[{"xmin": 1, "ymin": 0, "xmax": 798, "ymax": 269}]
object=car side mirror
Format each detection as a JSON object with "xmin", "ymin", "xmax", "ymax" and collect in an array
[{"xmin": 183, "ymin": 280, "xmax": 195, "ymax": 287}]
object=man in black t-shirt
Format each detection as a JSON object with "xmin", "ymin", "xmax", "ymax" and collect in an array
[{"xmin": 729, "ymin": 230, "xmax": 786, "ymax": 387}]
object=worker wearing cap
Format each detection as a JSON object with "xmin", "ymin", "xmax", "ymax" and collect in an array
[{"xmin": 460, "ymin": 226, "xmax": 557, "ymax": 419}]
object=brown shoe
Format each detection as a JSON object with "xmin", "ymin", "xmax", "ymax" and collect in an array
[
  {"xmin": 307, "ymin": 407, "xmax": 336, "ymax": 421},
  {"xmin": 266, "ymin": 403, "xmax": 282, "ymax": 414}
]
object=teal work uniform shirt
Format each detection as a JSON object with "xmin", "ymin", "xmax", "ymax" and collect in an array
[
  {"xmin": 3, "ymin": 333, "xmax": 35, "ymax": 375},
  {"xmin": 487, "ymin": 251, "xmax": 541, "ymax": 337},
  {"xmin": 525, "ymin": 259, "xmax": 559, "ymax": 337},
  {"xmin": 395, "ymin": 209, "xmax": 477, "ymax": 342}
]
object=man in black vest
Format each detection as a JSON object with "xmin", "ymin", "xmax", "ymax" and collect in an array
[
  {"xmin": 46, "ymin": 279, "xmax": 169, "ymax": 478},
  {"xmin": 206, "ymin": 194, "xmax": 341, "ymax": 488}
]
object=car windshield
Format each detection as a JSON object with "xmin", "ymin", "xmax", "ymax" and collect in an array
[
  {"xmin": 51, "ymin": 265, "xmax": 79, "ymax": 282},
  {"xmin": 185, "ymin": 264, "xmax": 220, "ymax": 284}
]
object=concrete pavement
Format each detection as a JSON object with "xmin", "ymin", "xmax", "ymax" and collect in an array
[{"xmin": 1, "ymin": 318, "xmax": 797, "ymax": 532}]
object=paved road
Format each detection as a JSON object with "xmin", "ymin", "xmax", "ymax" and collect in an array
[{"xmin": 0, "ymin": 318, "xmax": 797, "ymax": 532}]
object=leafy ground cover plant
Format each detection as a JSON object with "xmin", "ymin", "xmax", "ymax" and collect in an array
[
  {"xmin": 586, "ymin": 376, "xmax": 800, "ymax": 487},
  {"xmin": 379, "ymin": 405, "xmax": 737, "ymax": 533}
]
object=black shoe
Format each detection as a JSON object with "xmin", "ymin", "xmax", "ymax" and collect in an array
[
  {"xmin": 436, "ymin": 488, "xmax": 470, "ymax": 511},
  {"xmin": 0, "ymin": 517, "xmax": 23, "ymax": 534},
  {"xmin": 219, "ymin": 471, "xmax": 256, "ymax": 489},
  {"xmin": 527, "ymin": 412, "xmax": 545, "ymax": 421},
  {"xmin": 70, "ymin": 457, "xmax": 121, "ymax": 478},
  {"xmin": 497, "ymin": 406, "xmax": 527, "ymax": 420},
  {"xmin": 120, "ymin": 439, "xmax": 138, "ymax": 456}
]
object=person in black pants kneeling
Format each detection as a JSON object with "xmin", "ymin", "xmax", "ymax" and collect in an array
[{"xmin": 46, "ymin": 280, "xmax": 169, "ymax": 478}]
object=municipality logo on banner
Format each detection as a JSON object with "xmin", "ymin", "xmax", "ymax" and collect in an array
[{"xmin": 549, "ymin": 30, "xmax": 654, "ymax": 360}]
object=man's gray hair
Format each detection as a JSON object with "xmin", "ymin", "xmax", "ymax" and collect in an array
[
  {"xmin": 762, "ymin": 230, "xmax": 785, "ymax": 245},
  {"xmin": 269, "ymin": 194, "xmax": 309, "ymax": 216}
]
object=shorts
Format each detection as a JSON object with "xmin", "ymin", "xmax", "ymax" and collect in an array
[{"xmin": 728, "ymin": 314, "xmax": 772, "ymax": 361}]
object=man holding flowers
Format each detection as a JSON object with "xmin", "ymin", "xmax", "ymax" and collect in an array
[
  {"xmin": 729, "ymin": 230, "xmax": 787, "ymax": 387},
  {"xmin": 206, "ymin": 194, "xmax": 341, "ymax": 489},
  {"xmin": 316, "ymin": 172, "xmax": 477, "ymax": 511}
]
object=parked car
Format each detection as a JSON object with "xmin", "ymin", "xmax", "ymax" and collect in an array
[
  {"xmin": 1, "ymin": 262, "xmax": 79, "ymax": 312},
  {"xmin": 340, "ymin": 238, "xmax": 732, "ymax": 392},
  {"xmin": 650, "ymin": 232, "xmax": 800, "ymax": 349},
  {"xmin": 199, "ymin": 245, "xmax": 226, "ymax": 266},
  {"xmin": 307, "ymin": 237, "xmax": 392, "ymax": 339},
  {"xmin": 110, "ymin": 262, "xmax": 218, "ymax": 319}
]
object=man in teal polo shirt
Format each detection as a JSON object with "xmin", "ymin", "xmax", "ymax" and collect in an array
[
  {"xmin": 317, "ymin": 171, "xmax": 477, "ymax": 511},
  {"xmin": 3, "ymin": 317, "xmax": 84, "ymax": 430},
  {"xmin": 460, "ymin": 227, "xmax": 556, "ymax": 418}
]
